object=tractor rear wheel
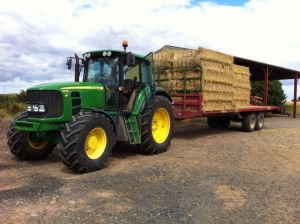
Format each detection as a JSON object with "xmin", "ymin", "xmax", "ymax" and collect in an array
[
  {"xmin": 6, "ymin": 112, "xmax": 55, "ymax": 160},
  {"xmin": 59, "ymin": 112, "xmax": 114, "ymax": 173},
  {"xmin": 242, "ymin": 113, "xmax": 256, "ymax": 132},
  {"xmin": 139, "ymin": 96, "xmax": 174, "ymax": 154}
]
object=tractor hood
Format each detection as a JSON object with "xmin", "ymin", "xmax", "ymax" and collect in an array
[
  {"xmin": 25, "ymin": 81, "xmax": 107, "ymax": 123},
  {"xmin": 27, "ymin": 82, "xmax": 104, "ymax": 91}
]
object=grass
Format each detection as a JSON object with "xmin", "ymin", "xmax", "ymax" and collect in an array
[
  {"xmin": 0, "ymin": 102, "xmax": 26, "ymax": 118},
  {"xmin": 284, "ymin": 101, "xmax": 300, "ymax": 116}
]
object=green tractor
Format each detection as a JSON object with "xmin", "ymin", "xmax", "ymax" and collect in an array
[{"xmin": 6, "ymin": 41, "xmax": 175, "ymax": 172}]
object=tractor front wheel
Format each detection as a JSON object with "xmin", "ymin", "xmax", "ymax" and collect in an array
[
  {"xmin": 59, "ymin": 112, "xmax": 114, "ymax": 173},
  {"xmin": 139, "ymin": 96, "xmax": 174, "ymax": 154},
  {"xmin": 6, "ymin": 112, "xmax": 55, "ymax": 160}
]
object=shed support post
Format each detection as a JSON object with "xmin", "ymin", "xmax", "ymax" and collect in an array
[
  {"xmin": 293, "ymin": 73, "xmax": 299, "ymax": 118},
  {"xmin": 263, "ymin": 66, "xmax": 269, "ymax": 106}
]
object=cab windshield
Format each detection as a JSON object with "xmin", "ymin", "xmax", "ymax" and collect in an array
[{"xmin": 86, "ymin": 57, "xmax": 119, "ymax": 90}]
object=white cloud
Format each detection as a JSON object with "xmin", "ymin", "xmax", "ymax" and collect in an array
[
  {"xmin": 0, "ymin": 0, "xmax": 299, "ymax": 99},
  {"xmin": 282, "ymin": 84, "xmax": 300, "ymax": 101}
]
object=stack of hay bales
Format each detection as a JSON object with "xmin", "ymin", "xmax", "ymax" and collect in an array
[
  {"xmin": 153, "ymin": 46, "xmax": 251, "ymax": 112},
  {"xmin": 232, "ymin": 64, "xmax": 251, "ymax": 108}
]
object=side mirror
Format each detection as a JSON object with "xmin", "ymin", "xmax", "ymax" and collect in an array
[
  {"xmin": 126, "ymin": 53, "xmax": 135, "ymax": 66},
  {"xmin": 66, "ymin": 57, "xmax": 72, "ymax": 69}
]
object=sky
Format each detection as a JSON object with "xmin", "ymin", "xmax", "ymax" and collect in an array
[{"xmin": 0, "ymin": 0, "xmax": 299, "ymax": 100}]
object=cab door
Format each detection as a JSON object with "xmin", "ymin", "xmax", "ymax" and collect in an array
[{"xmin": 141, "ymin": 52, "xmax": 155, "ymax": 107}]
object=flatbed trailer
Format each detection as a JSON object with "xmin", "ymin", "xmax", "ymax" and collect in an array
[
  {"xmin": 171, "ymin": 93, "xmax": 280, "ymax": 131},
  {"xmin": 155, "ymin": 64, "xmax": 280, "ymax": 132}
]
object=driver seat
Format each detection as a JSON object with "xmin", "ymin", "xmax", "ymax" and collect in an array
[{"xmin": 124, "ymin": 79, "xmax": 133, "ymax": 95}]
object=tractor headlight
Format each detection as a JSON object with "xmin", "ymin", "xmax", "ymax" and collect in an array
[{"xmin": 27, "ymin": 103, "xmax": 47, "ymax": 113}]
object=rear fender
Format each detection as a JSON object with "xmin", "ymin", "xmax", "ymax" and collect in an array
[
  {"xmin": 136, "ymin": 89, "xmax": 172, "ymax": 114},
  {"xmin": 155, "ymin": 89, "xmax": 172, "ymax": 102}
]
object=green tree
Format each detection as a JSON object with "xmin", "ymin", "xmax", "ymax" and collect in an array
[
  {"xmin": 0, "ymin": 94, "xmax": 5, "ymax": 108},
  {"xmin": 16, "ymin": 90, "xmax": 27, "ymax": 103},
  {"xmin": 251, "ymin": 80, "xmax": 286, "ymax": 106}
]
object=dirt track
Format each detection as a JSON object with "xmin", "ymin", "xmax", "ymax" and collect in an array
[{"xmin": 1, "ymin": 115, "xmax": 300, "ymax": 223}]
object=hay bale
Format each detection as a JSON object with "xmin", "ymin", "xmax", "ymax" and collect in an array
[
  {"xmin": 204, "ymin": 91, "xmax": 233, "ymax": 101},
  {"xmin": 202, "ymin": 100, "xmax": 234, "ymax": 112},
  {"xmin": 200, "ymin": 60, "xmax": 232, "ymax": 72},
  {"xmin": 172, "ymin": 68, "xmax": 201, "ymax": 79},
  {"xmin": 203, "ymin": 81, "xmax": 233, "ymax": 93},
  {"xmin": 233, "ymin": 64, "xmax": 250, "ymax": 74},
  {"xmin": 154, "ymin": 68, "xmax": 173, "ymax": 80},
  {"xmin": 169, "ymin": 48, "xmax": 234, "ymax": 68},
  {"xmin": 172, "ymin": 50, "xmax": 198, "ymax": 67},
  {"xmin": 202, "ymin": 67, "xmax": 233, "ymax": 84},
  {"xmin": 154, "ymin": 45, "xmax": 252, "ymax": 111},
  {"xmin": 197, "ymin": 47, "xmax": 234, "ymax": 65},
  {"xmin": 232, "ymin": 64, "xmax": 251, "ymax": 107},
  {"xmin": 153, "ymin": 52, "xmax": 174, "ymax": 69}
]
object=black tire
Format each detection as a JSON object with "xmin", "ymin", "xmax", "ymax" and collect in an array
[
  {"xmin": 59, "ymin": 112, "xmax": 114, "ymax": 173},
  {"xmin": 255, "ymin": 112, "xmax": 264, "ymax": 130},
  {"xmin": 242, "ymin": 113, "xmax": 256, "ymax": 132},
  {"xmin": 207, "ymin": 117, "xmax": 220, "ymax": 128},
  {"xmin": 139, "ymin": 96, "xmax": 175, "ymax": 154},
  {"xmin": 219, "ymin": 120, "xmax": 231, "ymax": 129},
  {"xmin": 6, "ymin": 112, "xmax": 55, "ymax": 160}
]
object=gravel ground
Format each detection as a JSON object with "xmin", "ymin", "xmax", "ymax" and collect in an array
[{"xmin": 0, "ymin": 115, "xmax": 300, "ymax": 224}]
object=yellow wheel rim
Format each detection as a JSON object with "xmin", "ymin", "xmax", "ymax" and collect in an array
[
  {"xmin": 152, "ymin": 108, "xmax": 170, "ymax": 143},
  {"xmin": 85, "ymin": 127, "xmax": 107, "ymax": 160},
  {"xmin": 28, "ymin": 134, "xmax": 49, "ymax": 150}
]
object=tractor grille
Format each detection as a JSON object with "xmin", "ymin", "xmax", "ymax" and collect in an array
[
  {"xmin": 71, "ymin": 91, "xmax": 81, "ymax": 115},
  {"xmin": 27, "ymin": 90, "xmax": 63, "ymax": 118}
]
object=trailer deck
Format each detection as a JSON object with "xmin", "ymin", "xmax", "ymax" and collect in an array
[{"xmin": 172, "ymin": 93, "xmax": 280, "ymax": 121}]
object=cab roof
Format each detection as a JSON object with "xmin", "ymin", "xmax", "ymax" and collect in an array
[{"xmin": 84, "ymin": 49, "xmax": 145, "ymax": 60}]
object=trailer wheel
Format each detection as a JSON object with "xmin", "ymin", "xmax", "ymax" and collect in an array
[
  {"xmin": 255, "ymin": 112, "xmax": 264, "ymax": 130},
  {"xmin": 207, "ymin": 117, "xmax": 220, "ymax": 128},
  {"xmin": 139, "ymin": 96, "xmax": 174, "ymax": 154},
  {"xmin": 6, "ymin": 112, "xmax": 55, "ymax": 160},
  {"xmin": 219, "ymin": 120, "xmax": 231, "ymax": 129},
  {"xmin": 242, "ymin": 113, "xmax": 256, "ymax": 132},
  {"xmin": 59, "ymin": 112, "xmax": 114, "ymax": 173}
]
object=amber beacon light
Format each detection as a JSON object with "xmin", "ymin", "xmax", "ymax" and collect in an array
[{"xmin": 122, "ymin": 40, "xmax": 128, "ymax": 48}]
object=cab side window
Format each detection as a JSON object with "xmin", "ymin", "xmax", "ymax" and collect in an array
[{"xmin": 125, "ymin": 65, "xmax": 140, "ymax": 82}]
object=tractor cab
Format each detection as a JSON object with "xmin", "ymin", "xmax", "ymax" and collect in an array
[{"xmin": 67, "ymin": 40, "xmax": 155, "ymax": 113}]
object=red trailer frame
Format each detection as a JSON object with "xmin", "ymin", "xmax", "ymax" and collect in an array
[{"xmin": 172, "ymin": 93, "xmax": 280, "ymax": 121}]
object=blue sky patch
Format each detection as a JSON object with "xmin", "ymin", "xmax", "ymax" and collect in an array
[{"xmin": 191, "ymin": 0, "xmax": 248, "ymax": 6}]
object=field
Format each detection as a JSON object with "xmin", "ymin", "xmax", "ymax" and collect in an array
[
  {"xmin": 1, "ymin": 115, "xmax": 300, "ymax": 223},
  {"xmin": 0, "ymin": 93, "xmax": 26, "ymax": 118},
  {"xmin": 285, "ymin": 101, "xmax": 300, "ymax": 116}
]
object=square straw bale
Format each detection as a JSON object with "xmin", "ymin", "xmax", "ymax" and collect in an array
[
  {"xmin": 153, "ymin": 52, "xmax": 174, "ymax": 69},
  {"xmin": 197, "ymin": 47, "xmax": 234, "ymax": 65}
]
